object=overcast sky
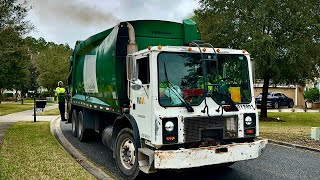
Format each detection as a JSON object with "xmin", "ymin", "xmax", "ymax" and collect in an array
[{"xmin": 26, "ymin": 0, "xmax": 199, "ymax": 47}]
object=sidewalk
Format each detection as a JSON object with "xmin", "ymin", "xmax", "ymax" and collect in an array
[{"xmin": 0, "ymin": 104, "xmax": 59, "ymax": 122}]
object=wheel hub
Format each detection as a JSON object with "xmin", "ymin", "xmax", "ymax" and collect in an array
[{"xmin": 120, "ymin": 138, "xmax": 136, "ymax": 169}]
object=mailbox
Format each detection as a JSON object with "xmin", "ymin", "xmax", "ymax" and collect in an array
[{"xmin": 36, "ymin": 100, "xmax": 47, "ymax": 109}]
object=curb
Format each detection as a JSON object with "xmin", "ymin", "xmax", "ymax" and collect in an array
[
  {"xmin": 268, "ymin": 139, "xmax": 320, "ymax": 153},
  {"xmin": 50, "ymin": 116, "xmax": 113, "ymax": 180}
]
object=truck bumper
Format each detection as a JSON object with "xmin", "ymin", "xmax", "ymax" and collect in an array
[{"xmin": 154, "ymin": 139, "xmax": 268, "ymax": 169}]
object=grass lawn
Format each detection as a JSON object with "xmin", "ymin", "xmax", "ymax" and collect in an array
[
  {"xmin": 36, "ymin": 108, "xmax": 60, "ymax": 116},
  {"xmin": 0, "ymin": 103, "xmax": 34, "ymax": 116},
  {"xmin": 260, "ymin": 112, "xmax": 320, "ymax": 149},
  {"xmin": 0, "ymin": 122, "xmax": 94, "ymax": 179}
]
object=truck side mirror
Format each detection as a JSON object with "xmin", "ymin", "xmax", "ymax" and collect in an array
[{"xmin": 126, "ymin": 54, "xmax": 137, "ymax": 81}]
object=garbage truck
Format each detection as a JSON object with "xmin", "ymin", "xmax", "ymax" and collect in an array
[{"xmin": 67, "ymin": 19, "xmax": 268, "ymax": 179}]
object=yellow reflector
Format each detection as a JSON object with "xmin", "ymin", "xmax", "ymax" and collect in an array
[{"xmin": 229, "ymin": 87, "xmax": 241, "ymax": 103}]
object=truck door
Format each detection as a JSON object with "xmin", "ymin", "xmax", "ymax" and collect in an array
[{"xmin": 129, "ymin": 54, "xmax": 152, "ymax": 140}]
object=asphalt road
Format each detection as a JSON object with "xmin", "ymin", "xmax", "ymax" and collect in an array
[{"xmin": 61, "ymin": 122, "xmax": 320, "ymax": 180}]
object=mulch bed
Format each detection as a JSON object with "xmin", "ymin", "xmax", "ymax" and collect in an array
[
  {"xmin": 292, "ymin": 139, "xmax": 320, "ymax": 150},
  {"xmin": 259, "ymin": 117, "xmax": 286, "ymax": 122}
]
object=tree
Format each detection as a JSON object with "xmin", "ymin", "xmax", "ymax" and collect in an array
[
  {"xmin": 36, "ymin": 43, "xmax": 72, "ymax": 92},
  {"xmin": 194, "ymin": 0, "xmax": 320, "ymax": 118},
  {"xmin": 0, "ymin": 0, "xmax": 33, "ymax": 102},
  {"xmin": 0, "ymin": 27, "xmax": 30, "ymax": 102}
]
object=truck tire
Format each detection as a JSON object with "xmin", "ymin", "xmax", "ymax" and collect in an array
[
  {"xmin": 115, "ymin": 128, "xmax": 139, "ymax": 180},
  {"xmin": 77, "ymin": 111, "xmax": 87, "ymax": 142},
  {"xmin": 71, "ymin": 109, "xmax": 78, "ymax": 137}
]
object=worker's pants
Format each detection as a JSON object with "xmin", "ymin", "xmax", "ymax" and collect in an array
[{"xmin": 58, "ymin": 102, "xmax": 66, "ymax": 121}]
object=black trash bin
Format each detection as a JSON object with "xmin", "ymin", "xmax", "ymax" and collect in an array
[{"xmin": 36, "ymin": 100, "xmax": 47, "ymax": 109}]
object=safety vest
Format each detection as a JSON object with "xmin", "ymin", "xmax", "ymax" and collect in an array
[{"xmin": 55, "ymin": 87, "xmax": 66, "ymax": 102}]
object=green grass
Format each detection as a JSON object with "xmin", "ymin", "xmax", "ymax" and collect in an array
[
  {"xmin": 260, "ymin": 112, "xmax": 320, "ymax": 148},
  {"xmin": 0, "ymin": 122, "xmax": 95, "ymax": 179},
  {"xmin": 0, "ymin": 103, "xmax": 34, "ymax": 116},
  {"xmin": 36, "ymin": 108, "xmax": 60, "ymax": 116}
]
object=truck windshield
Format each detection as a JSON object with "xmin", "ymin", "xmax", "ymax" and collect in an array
[{"xmin": 158, "ymin": 52, "xmax": 251, "ymax": 107}]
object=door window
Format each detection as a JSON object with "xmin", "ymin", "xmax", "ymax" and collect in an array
[{"xmin": 137, "ymin": 56, "xmax": 150, "ymax": 84}]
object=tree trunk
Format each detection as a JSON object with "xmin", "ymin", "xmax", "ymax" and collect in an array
[
  {"xmin": 0, "ymin": 88, "xmax": 3, "ymax": 104},
  {"xmin": 260, "ymin": 77, "xmax": 270, "ymax": 119}
]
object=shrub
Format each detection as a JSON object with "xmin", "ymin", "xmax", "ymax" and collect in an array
[
  {"xmin": 304, "ymin": 88, "xmax": 320, "ymax": 102},
  {"xmin": 39, "ymin": 91, "xmax": 55, "ymax": 98}
]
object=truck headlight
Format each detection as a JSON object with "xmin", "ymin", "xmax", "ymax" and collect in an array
[
  {"xmin": 245, "ymin": 116, "xmax": 252, "ymax": 126},
  {"xmin": 165, "ymin": 121, "xmax": 174, "ymax": 132},
  {"xmin": 162, "ymin": 118, "xmax": 178, "ymax": 144}
]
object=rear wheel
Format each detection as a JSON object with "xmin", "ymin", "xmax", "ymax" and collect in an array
[
  {"xmin": 77, "ymin": 111, "xmax": 87, "ymax": 142},
  {"xmin": 273, "ymin": 102, "xmax": 279, "ymax": 109},
  {"xmin": 71, "ymin": 109, "xmax": 78, "ymax": 137},
  {"xmin": 115, "ymin": 128, "xmax": 139, "ymax": 180}
]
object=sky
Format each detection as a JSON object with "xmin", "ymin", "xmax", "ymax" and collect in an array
[{"xmin": 26, "ymin": 0, "xmax": 200, "ymax": 47}]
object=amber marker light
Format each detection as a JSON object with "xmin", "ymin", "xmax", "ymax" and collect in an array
[
  {"xmin": 242, "ymin": 49, "xmax": 247, "ymax": 53},
  {"xmin": 216, "ymin": 48, "xmax": 220, "ymax": 53},
  {"xmin": 166, "ymin": 136, "xmax": 176, "ymax": 141},
  {"xmin": 246, "ymin": 129, "xmax": 255, "ymax": 135},
  {"xmin": 158, "ymin": 45, "xmax": 162, "ymax": 50},
  {"xmin": 148, "ymin": 46, "xmax": 151, "ymax": 50},
  {"xmin": 202, "ymin": 48, "xmax": 206, "ymax": 52},
  {"xmin": 188, "ymin": 47, "xmax": 192, "ymax": 51}
]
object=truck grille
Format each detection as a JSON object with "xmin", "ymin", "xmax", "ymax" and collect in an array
[{"xmin": 184, "ymin": 116, "xmax": 237, "ymax": 142}]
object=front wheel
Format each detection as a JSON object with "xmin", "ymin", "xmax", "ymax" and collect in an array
[
  {"xmin": 289, "ymin": 101, "xmax": 294, "ymax": 108},
  {"xmin": 115, "ymin": 128, "xmax": 139, "ymax": 180},
  {"xmin": 273, "ymin": 102, "xmax": 279, "ymax": 109}
]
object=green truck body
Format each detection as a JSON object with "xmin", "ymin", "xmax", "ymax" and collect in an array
[{"xmin": 69, "ymin": 20, "xmax": 200, "ymax": 113}]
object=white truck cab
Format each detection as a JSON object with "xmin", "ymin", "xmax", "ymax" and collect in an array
[{"xmin": 126, "ymin": 46, "xmax": 268, "ymax": 172}]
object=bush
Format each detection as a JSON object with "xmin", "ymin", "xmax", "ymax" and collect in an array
[
  {"xmin": 39, "ymin": 91, "xmax": 54, "ymax": 98},
  {"xmin": 304, "ymin": 88, "xmax": 320, "ymax": 102},
  {"xmin": 3, "ymin": 93, "xmax": 14, "ymax": 98}
]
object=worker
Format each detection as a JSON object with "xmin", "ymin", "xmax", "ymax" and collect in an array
[
  {"xmin": 55, "ymin": 81, "xmax": 66, "ymax": 121},
  {"xmin": 159, "ymin": 81, "xmax": 182, "ymax": 105}
]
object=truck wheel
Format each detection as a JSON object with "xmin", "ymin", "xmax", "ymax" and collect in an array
[
  {"xmin": 71, "ymin": 109, "xmax": 78, "ymax": 137},
  {"xmin": 115, "ymin": 128, "xmax": 139, "ymax": 180},
  {"xmin": 77, "ymin": 111, "xmax": 87, "ymax": 142}
]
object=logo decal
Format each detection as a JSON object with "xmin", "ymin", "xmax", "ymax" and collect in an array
[{"xmin": 137, "ymin": 97, "xmax": 145, "ymax": 104}]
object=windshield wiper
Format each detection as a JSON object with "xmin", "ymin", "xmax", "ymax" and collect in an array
[
  {"xmin": 163, "ymin": 62, "xmax": 194, "ymax": 112},
  {"xmin": 211, "ymin": 89, "xmax": 238, "ymax": 111}
]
